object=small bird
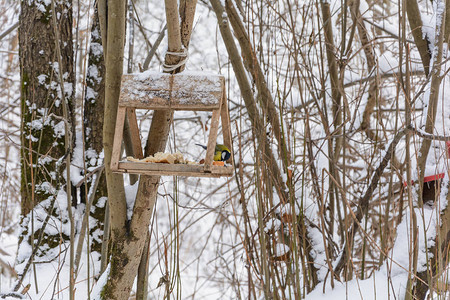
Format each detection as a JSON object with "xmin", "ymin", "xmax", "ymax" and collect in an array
[{"xmin": 196, "ymin": 143, "xmax": 231, "ymax": 161}]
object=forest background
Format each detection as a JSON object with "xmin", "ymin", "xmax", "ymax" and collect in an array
[{"xmin": 0, "ymin": 0, "xmax": 449, "ymax": 299}]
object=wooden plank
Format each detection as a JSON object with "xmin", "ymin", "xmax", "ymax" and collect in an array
[
  {"xmin": 204, "ymin": 108, "xmax": 222, "ymax": 171},
  {"xmin": 115, "ymin": 169, "xmax": 227, "ymax": 177},
  {"xmin": 220, "ymin": 87, "xmax": 234, "ymax": 165},
  {"xmin": 126, "ymin": 108, "xmax": 144, "ymax": 159},
  {"xmin": 119, "ymin": 97, "xmax": 221, "ymax": 110},
  {"xmin": 111, "ymin": 107, "xmax": 127, "ymax": 171},
  {"xmin": 119, "ymin": 72, "xmax": 224, "ymax": 110},
  {"xmin": 114, "ymin": 161, "xmax": 233, "ymax": 177}
]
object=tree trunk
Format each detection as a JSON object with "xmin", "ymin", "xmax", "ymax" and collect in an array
[
  {"xmin": 413, "ymin": 3, "xmax": 450, "ymax": 297},
  {"xmin": 406, "ymin": 0, "xmax": 431, "ymax": 76},
  {"xmin": 100, "ymin": 0, "xmax": 128, "ymax": 297},
  {"xmin": 417, "ymin": 0, "xmax": 446, "ymax": 207},
  {"xmin": 18, "ymin": 0, "xmax": 74, "ymax": 265},
  {"xmin": 83, "ymin": 4, "xmax": 108, "ymax": 255}
]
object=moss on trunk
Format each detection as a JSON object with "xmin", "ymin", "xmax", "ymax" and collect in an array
[{"xmin": 18, "ymin": 0, "xmax": 74, "ymax": 260}]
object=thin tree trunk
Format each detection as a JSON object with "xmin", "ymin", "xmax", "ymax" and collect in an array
[
  {"xmin": 320, "ymin": 0, "xmax": 344, "ymax": 276},
  {"xmin": 406, "ymin": 0, "xmax": 431, "ymax": 76},
  {"xmin": 417, "ymin": 1, "xmax": 446, "ymax": 207},
  {"xmin": 103, "ymin": 0, "xmax": 127, "ymax": 240},
  {"xmin": 413, "ymin": 4, "xmax": 450, "ymax": 297},
  {"xmin": 321, "ymin": 1, "xmax": 342, "ymax": 149},
  {"xmin": 100, "ymin": 0, "xmax": 128, "ymax": 297},
  {"xmin": 210, "ymin": 0, "xmax": 288, "ymax": 202},
  {"xmin": 83, "ymin": 4, "xmax": 108, "ymax": 255},
  {"xmin": 351, "ymin": 0, "xmax": 379, "ymax": 140}
]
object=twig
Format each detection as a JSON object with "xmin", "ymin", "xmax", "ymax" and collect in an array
[
  {"xmin": 74, "ymin": 165, "xmax": 105, "ymax": 188},
  {"xmin": 74, "ymin": 168, "xmax": 104, "ymax": 273},
  {"xmin": 343, "ymin": 69, "xmax": 425, "ymax": 88},
  {"xmin": 408, "ymin": 124, "xmax": 450, "ymax": 141},
  {"xmin": 50, "ymin": 1, "xmax": 75, "ymax": 298},
  {"xmin": 142, "ymin": 24, "xmax": 167, "ymax": 71},
  {"xmin": 363, "ymin": 18, "xmax": 415, "ymax": 44},
  {"xmin": 130, "ymin": 0, "xmax": 163, "ymax": 65},
  {"xmin": 0, "ymin": 22, "xmax": 19, "ymax": 41},
  {"xmin": 0, "ymin": 292, "xmax": 25, "ymax": 299}
]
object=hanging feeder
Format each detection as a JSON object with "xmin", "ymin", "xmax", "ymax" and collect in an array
[{"xmin": 110, "ymin": 72, "xmax": 233, "ymax": 177}]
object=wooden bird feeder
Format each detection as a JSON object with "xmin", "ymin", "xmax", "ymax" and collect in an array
[{"xmin": 110, "ymin": 72, "xmax": 233, "ymax": 177}]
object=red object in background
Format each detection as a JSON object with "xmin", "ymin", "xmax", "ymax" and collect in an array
[
  {"xmin": 423, "ymin": 173, "xmax": 445, "ymax": 183},
  {"xmin": 403, "ymin": 141, "xmax": 450, "ymax": 187},
  {"xmin": 403, "ymin": 173, "xmax": 445, "ymax": 187}
]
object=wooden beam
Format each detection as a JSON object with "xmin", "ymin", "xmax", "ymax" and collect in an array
[
  {"xmin": 111, "ymin": 107, "xmax": 127, "ymax": 171},
  {"xmin": 220, "ymin": 86, "xmax": 234, "ymax": 165},
  {"xmin": 126, "ymin": 108, "xmax": 144, "ymax": 159},
  {"xmin": 120, "ymin": 73, "xmax": 224, "ymax": 110},
  {"xmin": 203, "ymin": 108, "xmax": 221, "ymax": 171},
  {"xmin": 116, "ymin": 161, "xmax": 233, "ymax": 177}
]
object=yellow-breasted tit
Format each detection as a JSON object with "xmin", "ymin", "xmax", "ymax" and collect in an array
[{"xmin": 195, "ymin": 143, "xmax": 231, "ymax": 161}]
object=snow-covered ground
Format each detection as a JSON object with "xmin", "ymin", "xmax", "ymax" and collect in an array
[{"xmin": 1, "ymin": 0, "xmax": 449, "ymax": 299}]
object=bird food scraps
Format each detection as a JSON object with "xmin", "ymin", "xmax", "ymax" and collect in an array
[
  {"xmin": 127, "ymin": 151, "xmax": 197, "ymax": 164},
  {"xmin": 198, "ymin": 159, "xmax": 225, "ymax": 166}
]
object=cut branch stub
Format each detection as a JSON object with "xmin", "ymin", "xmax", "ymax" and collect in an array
[{"xmin": 111, "ymin": 72, "xmax": 233, "ymax": 177}]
